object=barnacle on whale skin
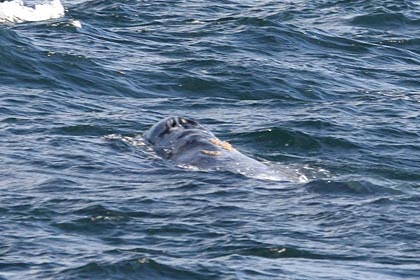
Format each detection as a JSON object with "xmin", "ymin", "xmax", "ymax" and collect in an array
[
  {"xmin": 209, "ymin": 138, "xmax": 236, "ymax": 151},
  {"xmin": 201, "ymin": 150, "xmax": 222, "ymax": 156}
]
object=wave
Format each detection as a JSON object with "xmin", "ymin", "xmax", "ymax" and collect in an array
[
  {"xmin": 0, "ymin": 0, "xmax": 64, "ymax": 23},
  {"xmin": 58, "ymin": 257, "xmax": 204, "ymax": 280}
]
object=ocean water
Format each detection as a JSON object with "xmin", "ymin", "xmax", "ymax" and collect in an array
[{"xmin": 1, "ymin": 0, "xmax": 419, "ymax": 279}]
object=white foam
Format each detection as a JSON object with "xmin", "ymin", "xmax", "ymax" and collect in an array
[
  {"xmin": 0, "ymin": 0, "xmax": 65, "ymax": 23},
  {"xmin": 70, "ymin": 19, "xmax": 81, "ymax": 29},
  {"xmin": 104, "ymin": 134, "xmax": 147, "ymax": 147}
]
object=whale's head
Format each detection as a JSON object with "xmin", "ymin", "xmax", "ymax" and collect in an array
[{"xmin": 144, "ymin": 117, "xmax": 214, "ymax": 158}]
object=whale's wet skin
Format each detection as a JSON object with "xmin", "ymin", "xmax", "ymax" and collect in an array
[{"xmin": 143, "ymin": 116, "xmax": 305, "ymax": 182}]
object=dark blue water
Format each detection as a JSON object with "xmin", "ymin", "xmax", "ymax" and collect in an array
[{"xmin": 1, "ymin": 0, "xmax": 420, "ymax": 279}]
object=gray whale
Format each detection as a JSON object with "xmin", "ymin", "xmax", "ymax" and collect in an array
[{"xmin": 144, "ymin": 116, "xmax": 290, "ymax": 180}]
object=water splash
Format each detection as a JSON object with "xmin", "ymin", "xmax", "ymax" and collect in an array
[
  {"xmin": 104, "ymin": 134, "xmax": 147, "ymax": 147},
  {"xmin": 0, "ymin": 0, "xmax": 64, "ymax": 23}
]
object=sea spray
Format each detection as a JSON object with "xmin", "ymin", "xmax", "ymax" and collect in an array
[{"xmin": 0, "ymin": 0, "xmax": 64, "ymax": 23}]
